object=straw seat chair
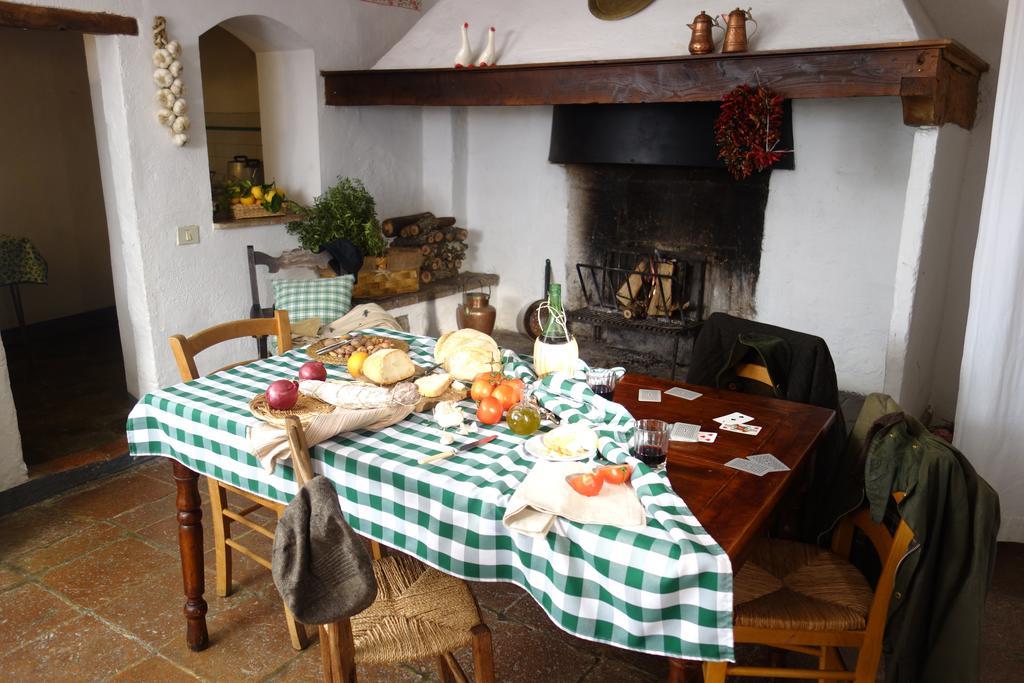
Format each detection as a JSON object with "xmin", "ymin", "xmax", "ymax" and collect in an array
[
  {"xmin": 282, "ymin": 416, "xmax": 495, "ymax": 683},
  {"xmin": 701, "ymin": 494, "xmax": 914, "ymax": 682},
  {"xmin": 169, "ymin": 311, "xmax": 311, "ymax": 650}
]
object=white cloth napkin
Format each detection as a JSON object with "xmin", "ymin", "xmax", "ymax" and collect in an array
[
  {"xmin": 503, "ymin": 461, "xmax": 646, "ymax": 538},
  {"xmin": 249, "ymin": 404, "xmax": 413, "ymax": 472}
]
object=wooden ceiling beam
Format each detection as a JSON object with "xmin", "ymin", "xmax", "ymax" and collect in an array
[
  {"xmin": 0, "ymin": 1, "xmax": 138, "ymax": 35},
  {"xmin": 323, "ymin": 40, "xmax": 987, "ymax": 129}
]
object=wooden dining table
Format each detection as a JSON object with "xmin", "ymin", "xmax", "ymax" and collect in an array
[{"xmin": 131, "ymin": 344, "xmax": 834, "ymax": 668}]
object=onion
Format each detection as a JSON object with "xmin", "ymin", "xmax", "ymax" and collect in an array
[
  {"xmin": 298, "ymin": 361, "xmax": 327, "ymax": 381},
  {"xmin": 266, "ymin": 380, "xmax": 299, "ymax": 410}
]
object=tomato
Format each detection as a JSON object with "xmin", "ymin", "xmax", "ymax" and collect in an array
[
  {"xmin": 565, "ymin": 472, "xmax": 603, "ymax": 497},
  {"xmin": 500, "ymin": 377, "xmax": 525, "ymax": 402},
  {"xmin": 474, "ymin": 370, "xmax": 504, "ymax": 383},
  {"xmin": 490, "ymin": 384, "xmax": 518, "ymax": 411},
  {"xmin": 470, "ymin": 377, "xmax": 496, "ymax": 402},
  {"xmin": 595, "ymin": 464, "xmax": 632, "ymax": 485},
  {"xmin": 476, "ymin": 396, "xmax": 503, "ymax": 424}
]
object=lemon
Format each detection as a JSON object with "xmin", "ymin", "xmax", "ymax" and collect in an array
[
  {"xmin": 250, "ymin": 186, "xmax": 264, "ymax": 200},
  {"xmin": 239, "ymin": 196, "xmax": 256, "ymax": 206},
  {"xmin": 230, "ymin": 197, "xmax": 241, "ymax": 205},
  {"xmin": 347, "ymin": 351, "xmax": 369, "ymax": 377},
  {"xmin": 266, "ymin": 190, "xmax": 277, "ymax": 202}
]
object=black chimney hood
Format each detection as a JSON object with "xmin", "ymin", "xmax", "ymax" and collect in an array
[{"xmin": 548, "ymin": 102, "xmax": 794, "ymax": 169}]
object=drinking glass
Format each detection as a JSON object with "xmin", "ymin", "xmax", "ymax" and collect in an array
[
  {"xmin": 631, "ymin": 419, "xmax": 670, "ymax": 470},
  {"xmin": 586, "ymin": 368, "xmax": 619, "ymax": 401}
]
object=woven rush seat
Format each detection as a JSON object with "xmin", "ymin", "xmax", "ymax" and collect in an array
[
  {"xmin": 352, "ymin": 553, "xmax": 481, "ymax": 665},
  {"xmin": 733, "ymin": 538, "xmax": 874, "ymax": 632}
]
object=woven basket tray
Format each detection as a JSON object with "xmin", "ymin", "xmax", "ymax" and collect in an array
[
  {"xmin": 248, "ymin": 393, "xmax": 334, "ymax": 427},
  {"xmin": 306, "ymin": 336, "xmax": 410, "ymax": 366},
  {"xmin": 231, "ymin": 203, "xmax": 286, "ymax": 220}
]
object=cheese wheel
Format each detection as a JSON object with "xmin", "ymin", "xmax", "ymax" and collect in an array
[
  {"xmin": 361, "ymin": 348, "xmax": 416, "ymax": 385},
  {"xmin": 415, "ymin": 373, "xmax": 453, "ymax": 398}
]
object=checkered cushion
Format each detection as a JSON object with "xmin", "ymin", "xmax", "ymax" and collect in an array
[{"xmin": 272, "ymin": 275, "xmax": 354, "ymax": 327}]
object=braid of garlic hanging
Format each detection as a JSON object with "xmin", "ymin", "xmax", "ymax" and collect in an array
[{"xmin": 152, "ymin": 16, "xmax": 189, "ymax": 147}]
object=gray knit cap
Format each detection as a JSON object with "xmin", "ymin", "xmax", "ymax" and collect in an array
[{"xmin": 272, "ymin": 476, "xmax": 377, "ymax": 624}]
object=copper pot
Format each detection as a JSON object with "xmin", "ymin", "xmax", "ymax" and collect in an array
[
  {"xmin": 456, "ymin": 289, "xmax": 496, "ymax": 335},
  {"xmin": 720, "ymin": 7, "xmax": 758, "ymax": 54},
  {"xmin": 687, "ymin": 11, "xmax": 722, "ymax": 55}
]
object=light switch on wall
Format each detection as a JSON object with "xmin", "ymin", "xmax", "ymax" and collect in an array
[{"xmin": 177, "ymin": 225, "xmax": 199, "ymax": 246}]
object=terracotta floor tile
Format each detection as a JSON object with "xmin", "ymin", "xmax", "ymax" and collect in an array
[
  {"xmin": 41, "ymin": 537, "xmax": 175, "ymax": 609},
  {"xmin": 51, "ymin": 469, "xmax": 175, "ymax": 521},
  {"xmin": 454, "ymin": 614, "xmax": 597, "ymax": 683},
  {"xmin": 159, "ymin": 594, "xmax": 306, "ymax": 681},
  {"xmin": 0, "ymin": 504, "xmax": 88, "ymax": 557},
  {"xmin": 469, "ymin": 579, "xmax": 529, "ymax": 615},
  {"xmin": 91, "ymin": 567, "xmax": 195, "ymax": 647},
  {"xmin": 0, "ymin": 583, "xmax": 80, "ymax": 645},
  {"xmin": 110, "ymin": 492, "xmax": 179, "ymax": 532},
  {"xmin": 270, "ymin": 643, "xmax": 428, "ymax": 682},
  {"xmin": 10, "ymin": 522, "xmax": 124, "ymax": 574},
  {"xmin": 580, "ymin": 656, "xmax": 661, "ymax": 682},
  {"xmin": 110, "ymin": 654, "xmax": 200, "ymax": 682},
  {"xmin": 0, "ymin": 565, "xmax": 26, "ymax": 591},
  {"xmin": 0, "ymin": 613, "xmax": 149, "ymax": 682}
]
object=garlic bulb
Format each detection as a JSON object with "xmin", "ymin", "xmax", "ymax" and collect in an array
[
  {"xmin": 155, "ymin": 89, "xmax": 175, "ymax": 108},
  {"xmin": 433, "ymin": 401, "xmax": 465, "ymax": 430},
  {"xmin": 165, "ymin": 40, "xmax": 181, "ymax": 57},
  {"xmin": 168, "ymin": 60, "xmax": 183, "ymax": 77},
  {"xmin": 169, "ymin": 79, "xmax": 185, "ymax": 97},
  {"xmin": 153, "ymin": 68, "xmax": 173, "ymax": 87},
  {"xmin": 152, "ymin": 48, "xmax": 172, "ymax": 68},
  {"xmin": 172, "ymin": 98, "xmax": 188, "ymax": 116},
  {"xmin": 156, "ymin": 108, "xmax": 175, "ymax": 127},
  {"xmin": 172, "ymin": 133, "xmax": 189, "ymax": 147},
  {"xmin": 171, "ymin": 115, "xmax": 190, "ymax": 133}
]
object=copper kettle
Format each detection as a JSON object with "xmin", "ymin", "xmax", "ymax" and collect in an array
[
  {"xmin": 720, "ymin": 7, "xmax": 758, "ymax": 53},
  {"xmin": 687, "ymin": 11, "xmax": 722, "ymax": 55}
]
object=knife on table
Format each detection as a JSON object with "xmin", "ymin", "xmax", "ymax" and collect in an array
[
  {"xmin": 315, "ymin": 338, "xmax": 350, "ymax": 356},
  {"xmin": 419, "ymin": 434, "xmax": 497, "ymax": 465}
]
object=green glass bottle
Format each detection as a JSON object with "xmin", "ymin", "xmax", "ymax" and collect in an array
[{"xmin": 539, "ymin": 283, "xmax": 569, "ymax": 344}]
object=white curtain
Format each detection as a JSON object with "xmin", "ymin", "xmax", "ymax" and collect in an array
[{"xmin": 954, "ymin": 0, "xmax": 1024, "ymax": 543}]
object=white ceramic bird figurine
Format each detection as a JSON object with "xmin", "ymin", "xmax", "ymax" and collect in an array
[
  {"xmin": 478, "ymin": 26, "xmax": 496, "ymax": 67},
  {"xmin": 454, "ymin": 22, "xmax": 473, "ymax": 68}
]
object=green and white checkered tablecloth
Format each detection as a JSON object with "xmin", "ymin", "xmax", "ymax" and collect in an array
[{"xmin": 127, "ymin": 329, "xmax": 734, "ymax": 661}]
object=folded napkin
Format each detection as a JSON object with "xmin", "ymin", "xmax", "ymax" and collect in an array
[
  {"xmin": 503, "ymin": 461, "xmax": 646, "ymax": 538},
  {"xmin": 249, "ymin": 403, "xmax": 413, "ymax": 472}
]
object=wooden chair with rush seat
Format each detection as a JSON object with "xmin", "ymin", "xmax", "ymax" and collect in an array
[
  {"xmin": 168, "ymin": 310, "xmax": 311, "ymax": 650},
  {"xmin": 281, "ymin": 415, "xmax": 496, "ymax": 683},
  {"xmin": 700, "ymin": 493, "xmax": 915, "ymax": 682}
]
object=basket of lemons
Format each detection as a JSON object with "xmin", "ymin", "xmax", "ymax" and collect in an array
[{"xmin": 228, "ymin": 180, "xmax": 290, "ymax": 220}]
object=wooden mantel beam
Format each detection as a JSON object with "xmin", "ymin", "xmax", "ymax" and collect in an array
[
  {"xmin": 323, "ymin": 40, "xmax": 987, "ymax": 129},
  {"xmin": 0, "ymin": 0, "xmax": 138, "ymax": 35}
]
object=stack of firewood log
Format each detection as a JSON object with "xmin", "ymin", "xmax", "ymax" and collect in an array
[{"xmin": 381, "ymin": 212, "xmax": 469, "ymax": 284}]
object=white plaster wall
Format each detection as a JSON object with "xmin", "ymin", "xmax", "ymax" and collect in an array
[
  {"xmin": 377, "ymin": 0, "xmax": 920, "ymax": 67},
  {"xmin": 759, "ymin": 99, "xmax": 915, "ymax": 395},
  {"xmin": 0, "ymin": 333, "xmax": 27, "ymax": 491},
  {"xmin": 913, "ymin": 0, "xmax": 1009, "ymax": 421}
]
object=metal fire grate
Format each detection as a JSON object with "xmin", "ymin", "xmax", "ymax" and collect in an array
[{"xmin": 568, "ymin": 251, "xmax": 706, "ymax": 378}]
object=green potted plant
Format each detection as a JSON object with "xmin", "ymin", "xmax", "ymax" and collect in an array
[{"xmin": 286, "ymin": 177, "xmax": 385, "ymax": 257}]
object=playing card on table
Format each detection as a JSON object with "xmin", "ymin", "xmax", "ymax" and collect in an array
[
  {"xmin": 713, "ymin": 412, "xmax": 754, "ymax": 425},
  {"xmin": 724, "ymin": 458, "xmax": 771, "ymax": 476},
  {"xmin": 665, "ymin": 387, "xmax": 702, "ymax": 401},
  {"xmin": 637, "ymin": 389, "xmax": 662, "ymax": 402},
  {"xmin": 748, "ymin": 453, "xmax": 789, "ymax": 472},
  {"xmin": 669, "ymin": 422, "xmax": 701, "ymax": 442},
  {"xmin": 697, "ymin": 431, "xmax": 718, "ymax": 443},
  {"xmin": 719, "ymin": 422, "xmax": 763, "ymax": 436}
]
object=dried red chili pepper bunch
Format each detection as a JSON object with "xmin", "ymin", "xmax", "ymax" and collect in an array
[{"xmin": 714, "ymin": 84, "xmax": 786, "ymax": 180}]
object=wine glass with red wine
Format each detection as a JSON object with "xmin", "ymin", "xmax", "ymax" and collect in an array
[
  {"xmin": 631, "ymin": 419, "xmax": 670, "ymax": 469},
  {"xmin": 586, "ymin": 367, "xmax": 619, "ymax": 401}
]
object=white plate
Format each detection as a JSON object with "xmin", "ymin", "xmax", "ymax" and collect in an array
[{"xmin": 522, "ymin": 434, "xmax": 595, "ymax": 462}]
